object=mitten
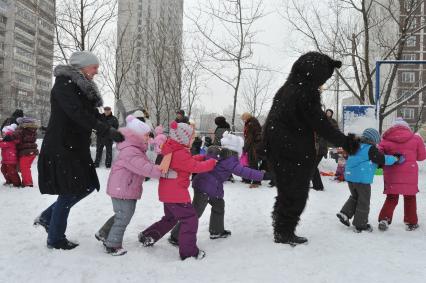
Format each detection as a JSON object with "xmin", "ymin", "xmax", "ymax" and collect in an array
[
  {"xmin": 161, "ymin": 169, "xmax": 178, "ymax": 179},
  {"xmin": 394, "ymin": 153, "xmax": 406, "ymax": 164},
  {"xmin": 344, "ymin": 134, "xmax": 360, "ymax": 155},
  {"xmin": 263, "ymin": 171, "xmax": 274, "ymax": 181},
  {"xmin": 109, "ymin": 128, "xmax": 125, "ymax": 143}
]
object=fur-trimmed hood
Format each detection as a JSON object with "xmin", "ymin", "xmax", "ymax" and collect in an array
[{"xmin": 54, "ymin": 65, "xmax": 103, "ymax": 107}]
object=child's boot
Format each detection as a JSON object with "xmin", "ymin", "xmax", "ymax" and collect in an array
[
  {"xmin": 378, "ymin": 219, "xmax": 390, "ymax": 231},
  {"xmin": 181, "ymin": 250, "xmax": 206, "ymax": 261},
  {"xmin": 406, "ymin": 224, "xmax": 419, "ymax": 231},
  {"xmin": 210, "ymin": 230, "xmax": 232, "ymax": 239},
  {"xmin": 105, "ymin": 245, "xmax": 127, "ymax": 256},
  {"xmin": 336, "ymin": 212, "xmax": 350, "ymax": 227},
  {"xmin": 354, "ymin": 224, "xmax": 373, "ymax": 233},
  {"xmin": 138, "ymin": 232, "xmax": 155, "ymax": 247}
]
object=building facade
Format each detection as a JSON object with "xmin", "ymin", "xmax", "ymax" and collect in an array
[
  {"xmin": 396, "ymin": 0, "xmax": 426, "ymax": 129},
  {"xmin": 117, "ymin": 0, "xmax": 184, "ymax": 127},
  {"xmin": 0, "ymin": 0, "xmax": 55, "ymax": 127}
]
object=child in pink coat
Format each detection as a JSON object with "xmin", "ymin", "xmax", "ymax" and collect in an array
[
  {"xmin": 96, "ymin": 116, "xmax": 176, "ymax": 256},
  {"xmin": 0, "ymin": 124, "xmax": 21, "ymax": 187},
  {"xmin": 378, "ymin": 118, "xmax": 426, "ymax": 231}
]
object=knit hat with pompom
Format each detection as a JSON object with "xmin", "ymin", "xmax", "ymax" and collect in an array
[{"xmin": 169, "ymin": 121, "xmax": 194, "ymax": 146}]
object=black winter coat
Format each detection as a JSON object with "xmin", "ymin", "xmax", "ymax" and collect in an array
[
  {"xmin": 243, "ymin": 117, "xmax": 262, "ymax": 168},
  {"xmin": 263, "ymin": 52, "xmax": 356, "ymax": 187},
  {"xmin": 38, "ymin": 65, "xmax": 110, "ymax": 195},
  {"xmin": 97, "ymin": 114, "xmax": 119, "ymax": 143}
]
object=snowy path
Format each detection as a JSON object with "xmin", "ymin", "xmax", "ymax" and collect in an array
[{"xmin": 0, "ymin": 158, "xmax": 425, "ymax": 283}]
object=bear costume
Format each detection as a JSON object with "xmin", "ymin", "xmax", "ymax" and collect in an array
[{"xmin": 263, "ymin": 52, "xmax": 359, "ymax": 245}]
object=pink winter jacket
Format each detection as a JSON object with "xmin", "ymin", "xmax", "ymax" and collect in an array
[
  {"xmin": 0, "ymin": 138, "xmax": 19, "ymax": 165},
  {"xmin": 106, "ymin": 128, "xmax": 162, "ymax": 200},
  {"xmin": 379, "ymin": 125, "xmax": 426, "ymax": 195}
]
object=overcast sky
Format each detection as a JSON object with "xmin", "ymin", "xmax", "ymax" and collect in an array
[{"xmin": 183, "ymin": 0, "xmax": 299, "ymax": 115}]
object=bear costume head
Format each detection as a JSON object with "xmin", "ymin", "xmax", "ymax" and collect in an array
[{"xmin": 288, "ymin": 51, "xmax": 342, "ymax": 87}]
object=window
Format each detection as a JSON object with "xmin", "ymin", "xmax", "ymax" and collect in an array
[
  {"xmin": 401, "ymin": 108, "xmax": 415, "ymax": 119},
  {"xmin": 15, "ymin": 72, "xmax": 33, "ymax": 85},
  {"xmin": 404, "ymin": 0, "xmax": 418, "ymax": 12},
  {"xmin": 14, "ymin": 46, "xmax": 34, "ymax": 59},
  {"xmin": 401, "ymin": 71, "xmax": 415, "ymax": 83},
  {"xmin": 400, "ymin": 90, "xmax": 414, "ymax": 100},
  {"xmin": 401, "ymin": 53, "xmax": 416, "ymax": 61},
  {"xmin": 14, "ymin": 60, "xmax": 34, "ymax": 72},
  {"xmin": 406, "ymin": 36, "xmax": 416, "ymax": 47}
]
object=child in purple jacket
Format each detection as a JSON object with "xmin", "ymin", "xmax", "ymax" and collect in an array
[{"xmin": 168, "ymin": 132, "xmax": 271, "ymax": 245}]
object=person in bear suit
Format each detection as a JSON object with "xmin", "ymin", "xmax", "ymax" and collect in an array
[{"xmin": 263, "ymin": 52, "xmax": 359, "ymax": 246}]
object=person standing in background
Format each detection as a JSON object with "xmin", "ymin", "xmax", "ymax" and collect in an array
[
  {"xmin": 94, "ymin": 106, "xmax": 119, "ymax": 168},
  {"xmin": 213, "ymin": 116, "xmax": 231, "ymax": 146}
]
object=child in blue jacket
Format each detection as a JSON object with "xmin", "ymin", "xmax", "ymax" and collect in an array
[{"xmin": 336, "ymin": 128, "xmax": 402, "ymax": 232}]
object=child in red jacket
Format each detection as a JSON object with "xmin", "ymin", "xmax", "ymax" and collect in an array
[
  {"xmin": 138, "ymin": 121, "xmax": 216, "ymax": 260},
  {"xmin": 0, "ymin": 124, "xmax": 21, "ymax": 187}
]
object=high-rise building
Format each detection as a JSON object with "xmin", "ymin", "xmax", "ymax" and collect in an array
[
  {"xmin": 0, "ymin": 0, "xmax": 55, "ymax": 126},
  {"xmin": 396, "ymin": 1, "xmax": 426, "ymax": 128},
  {"xmin": 117, "ymin": 0, "xmax": 184, "ymax": 126}
]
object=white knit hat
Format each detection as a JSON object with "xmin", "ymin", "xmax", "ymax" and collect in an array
[
  {"xmin": 169, "ymin": 120, "xmax": 194, "ymax": 145},
  {"xmin": 133, "ymin": 110, "xmax": 145, "ymax": 118},
  {"xmin": 393, "ymin": 117, "xmax": 410, "ymax": 128},
  {"xmin": 125, "ymin": 115, "xmax": 151, "ymax": 135},
  {"xmin": 221, "ymin": 131, "xmax": 244, "ymax": 157},
  {"xmin": 2, "ymin": 123, "xmax": 17, "ymax": 134}
]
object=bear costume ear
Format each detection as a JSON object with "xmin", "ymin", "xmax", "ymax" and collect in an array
[{"xmin": 333, "ymin": 60, "xmax": 342, "ymax": 69}]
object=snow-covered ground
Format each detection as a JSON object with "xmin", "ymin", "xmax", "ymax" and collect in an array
[{"xmin": 0, "ymin": 154, "xmax": 425, "ymax": 283}]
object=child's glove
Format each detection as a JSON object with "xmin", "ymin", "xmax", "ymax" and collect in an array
[
  {"xmin": 161, "ymin": 169, "xmax": 178, "ymax": 179},
  {"xmin": 394, "ymin": 153, "xmax": 406, "ymax": 164},
  {"xmin": 263, "ymin": 171, "xmax": 273, "ymax": 181},
  {"xmin": 109, "ymin": 128, "xmax": 125, "ymax": 143},
  {"xmin": 2, "ymin": 135, "xmax": 13, "ymax": 142}
]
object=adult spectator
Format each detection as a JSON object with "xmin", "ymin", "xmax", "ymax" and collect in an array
[
  {"xmin": 242, "ymin": 113, "xmax": 263, "ymax": 188},
  {"xmin": 34, "ymin": 51, "xmax": 124, "ymax": 250},
  {"xmin": 175, "ymin": 109, "xmax": 189, "ymax": 124},
  {"xmin": 94, "ymin": 106, "xmax": 119, "ymax": 168},
  {"xmin": 1, "ymin": 109, "xmax": 24, "ymax": 134},
  {"xmin": 213, "ymin": 116, "xmax": 231, "ymax": 146}
]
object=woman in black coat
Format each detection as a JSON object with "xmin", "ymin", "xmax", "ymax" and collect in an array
[
  {"xmin": 243, "ymin": 116, "xmax": 263, "ymax": 188},
  {"xmin": 213, "ymin": 116, "xmax": 231, "ymax": 146},
  {"xmin": 34, "ymin": 51, "xmax": 124, "ymax": 250},
  {"xmin": 263, "ymin": 52, "xmax": 359, "ymax": 246}
]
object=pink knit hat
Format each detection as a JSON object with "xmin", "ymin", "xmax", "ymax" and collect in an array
[{"xmin": 169, "ymin": 121, "xmax": 194, "ymax": 145}]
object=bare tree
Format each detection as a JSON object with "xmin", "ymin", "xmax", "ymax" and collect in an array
[
  {"xmin": 186, "ymin": 0, "xmax": 265, "ymax": 130},
  {"xmin": 242, "ymin": 68, "xmax": 273, "ymax": 118},
  {"xmin": 55, "ymin": 0, "xmax": 117, "ymax": 62},
  {"xmin": 281, "ymin": 0, "xmax": 426, "ymax": 132}
]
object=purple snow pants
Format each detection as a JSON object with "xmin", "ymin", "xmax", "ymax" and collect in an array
[{"xmin": 143, "ymin": 203, "xmax": 199, "ymax": 259}]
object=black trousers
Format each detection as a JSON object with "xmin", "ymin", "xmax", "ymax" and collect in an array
[
  {"xmin": 311, "ymin": 155, "xmax": 324, "ymax": 190},
  {"xmin": 95, "ymin": 139, "xmax": 113, "ymax": 167}
]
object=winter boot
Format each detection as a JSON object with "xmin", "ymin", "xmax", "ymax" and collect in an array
[
  {"xmin": 336, "ymin": 212, "xmax": 350, "ymax": 227},
  {"xmin": 354, "ymin": 224, "xmax": 373, "ymax": 233},
  {"xmin": 34, "ymin": 216, "xmax": 49, "ymax": 233},
  {"xmin": 95, "ymin": 232, "xmax": 106, "ymax": 243},
  {"xmin": 406, "ymin": 224, "xmax": 419, "ymax": 231},
  {"xmin": 274, "ymin": 233, "xmax": 308, "ymax": 246},
  {"xmin": 181, "ymin": 250, "xmax": 206, "ymax": 261},
  {"xmin": 210, "ymin": 230, "xmax": 232, "ymax": 239},
  {"xmin": 138, "ymin": 232, "xmax": 155, "ymax": 247},
  {"xmin": 105, "ymin": 246, "xmax": 127, "ymax": 256},
  {"xmin": 378, "ymin": 219, "xmax": 390, "ymax": 231},
  {"xmin": 168, "ymin": 236, "xmax": 179, "ymax": 246},
  {"xmin": 47, "ymin": 239, "xmax": 79, "ymax": 250}
]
